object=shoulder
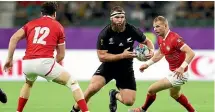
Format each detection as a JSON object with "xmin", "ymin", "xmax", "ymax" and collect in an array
[
  {"xmin": 54, "ymin": 20, "xmax": 64, "ymax": 32},
  {"xmin": 54, "ymin": 20, "xmax": 63, "ymax": 27},
  {"xmin": 24, "ymin": 18, "xmax": 38, "ymax": 27},
  {"xmin": 170, "ymin": 31, "xmax": 181, "ymax": 39},
  {"xmin": 169, "ymin": 31, "xmax": 181, "ymax": 42},
  {"xmin": 22, "ymin": 18, "xmax": 39, "ymax": 30},
  {"xmin": 99, "ymin": 24, "xmax": 111, "ymax": 38}
]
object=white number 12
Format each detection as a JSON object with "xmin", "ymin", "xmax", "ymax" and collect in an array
[{"xmin": 33, "ymin": 27, "xmax": 50, "ymax": 45}]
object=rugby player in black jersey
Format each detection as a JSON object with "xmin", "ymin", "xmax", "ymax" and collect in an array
[{"xmin": 71, "ymin": 6, "xmax": 154, "ymax": 112}]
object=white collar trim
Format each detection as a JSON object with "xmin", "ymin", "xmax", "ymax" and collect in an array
[
  {"xmin": 163, "ymin": 30, "xmax": 170, "ymax": 40},
  {"xmin": 43, "ymin": 15, "xmax": 53, "ymax": 19}
]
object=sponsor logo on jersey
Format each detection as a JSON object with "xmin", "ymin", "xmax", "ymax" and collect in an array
[
  {"xmin": 127, "ymin": 37, "xmax": 133, "ymax": 42},
  {"xmin": 109, "ymin": 38, "xmax": 114, "ymax": 44},
  {"xmin": 119, "ymin": 43, "xmax": 124, "ymax": 46}
]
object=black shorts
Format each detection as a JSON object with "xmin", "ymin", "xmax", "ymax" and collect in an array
[{"xmin": 93, "ymin": 63, "xmax": 136, "ymax": 91}]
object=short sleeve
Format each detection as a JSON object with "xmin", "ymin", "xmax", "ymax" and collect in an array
[
  {"xmin": 58, "ymin": 25, "xmax": 65, "ymax": 45},
  {"xmin": 174, "ymin": 36, "xmax": 185, "ymax": 50},
  {"xmin": 97, "ymin": 31, "xmax": 107, "ymax": 50},
  {"xmin": 21, "ymin": 23, "xmax": 28, "ymax": 36},
  {"xmin": 131, "ymin": 26, "xmax": 146, "ymax": 43}
]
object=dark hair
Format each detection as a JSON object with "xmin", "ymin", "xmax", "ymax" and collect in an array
[
  {"xmin": 41, "ymin": 2, "xmax": 58, "ymax": 16},
  {"xmin": 110, "ymin": 6, "xmax": 125, "ymax": 15}
]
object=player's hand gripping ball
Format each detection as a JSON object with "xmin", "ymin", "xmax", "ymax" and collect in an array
[{"xmin": 135, "ymin": 44, "xmax": 150, "ymax": 61}]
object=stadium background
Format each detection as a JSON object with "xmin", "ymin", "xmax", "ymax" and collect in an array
[{"xmin": 0, "ymin": 1, "xmax": 214, "ymax": 112}]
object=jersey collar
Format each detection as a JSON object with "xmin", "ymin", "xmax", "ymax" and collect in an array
[
  {"xmin": 43, "ymin": 15, "xmax": 53, "ymax": 19},
  {"xmin": 163, "ymin": 30, "xmax": 170, "ymax": 40}
]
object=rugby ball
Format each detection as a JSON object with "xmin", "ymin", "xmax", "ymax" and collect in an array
[{"xmin": 135, "ymin": 44, "xmax": 149, "ymax": 61}]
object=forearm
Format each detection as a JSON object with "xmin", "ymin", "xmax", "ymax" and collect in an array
[
  {"xmin": 142, "ymin": 39, "xmax": 154, "ymax": 51},
  {"xmin": 99, "ymin": 53, "xmax": 124, "ymax": 62},
  {"xmin": 145, "ymin": 50, "xmax": 164, "ymax": 66},
  {"xmin": 180, "ymin": 45, "xmax": 195, "ymax": 68},
  {"xmin": 7, "ymin": 37, "xmax": 18, "ymax": 59},
  {"xmin": 151, "ymin": 53, "xmax": 164, "ymax": 63},
  {"xmin": 180, "ymin": 51, "xmax": 195, "ymax": 68},
  {"xmin": 55, "ymin": 54, "xmax": 64, "ymax": 63}
]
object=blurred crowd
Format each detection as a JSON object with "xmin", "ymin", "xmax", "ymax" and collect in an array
[
  {"xmin": 176, "ymin": 1, "xmax": 214, "ymax": 19},
  {"xmin": 14, "ymin": 1, "xmax": 214, "ymax": 27},
  {"xmin": 14, "ymin": 1, "xmax": 167, "ymax": 27}
]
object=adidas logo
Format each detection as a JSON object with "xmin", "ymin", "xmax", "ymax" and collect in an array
[{"xmin": 119, "ymin": 43, "xmax": 123, "ymax": 46}]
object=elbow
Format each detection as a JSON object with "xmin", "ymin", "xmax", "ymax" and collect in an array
[
  {"xmin": 60, "ymin": 55, "xmax": 65, "ymax": 60},
  {"xmin": 191, "ymin": 51, "xmax": 195, "ymax": 60},
  {"xmin": 57, "ymin": 54, "xmax": 65, "ymax": 62},
  {"xmin": 98, "ymin": 55, "xmax": 106, "ymax": 62},
  {"xmin": 10, "ymin": 36, "xmax": 18, "ymax": 44},
  {"xmin": 99, "ymin": 57, "xmax": 105, "ymax": 62},
  {"xmin": 188, "ymin": 50, "xmax": 195, "ymax": 61}
]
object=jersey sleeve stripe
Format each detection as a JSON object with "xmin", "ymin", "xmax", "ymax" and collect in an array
[
  {"xmin": 180, "ymin": 44, "xmax": 186, "ymax": 50},
  {"xmin": 58, "ymin": 42, "xmax": 65, "ymax": 45}
]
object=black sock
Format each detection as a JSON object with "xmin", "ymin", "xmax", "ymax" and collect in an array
[{"xmin": 72, "ymin": 105, "xmax": 80, "ymax": 112}]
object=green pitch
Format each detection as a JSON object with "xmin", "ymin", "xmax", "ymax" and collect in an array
[{"xmin": 0, "ymin": 81, "xmax": 214, "ymax": 112}]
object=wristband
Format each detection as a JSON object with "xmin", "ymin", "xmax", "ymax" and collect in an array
[
  {"xmin": 145, "ymin": 59, "xmax": 155, "ymax": 66},
  {"xmin": 180, "ymin": 61, "xmax": 189, "ymax": 69}
]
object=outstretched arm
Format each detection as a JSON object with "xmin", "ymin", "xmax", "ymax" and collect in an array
[
  {"xmin": 7, "ymin": 28, "xmax": 25, "ymax": 60},
  {"xmin": 145, "ymin": 48, "xmax": 164, "ymax": 66},
  {"xmin": 4, "ymin": 28, "xmax": 25, "ymax": 72}
]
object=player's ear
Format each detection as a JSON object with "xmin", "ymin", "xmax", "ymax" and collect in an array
[
  {"xmin": 164, "ymin": 23, "xmax": 167, "ymax": 28},
  {"xmin": 54, "ymin": 12, "xmax": 57, "ymax": 18}
]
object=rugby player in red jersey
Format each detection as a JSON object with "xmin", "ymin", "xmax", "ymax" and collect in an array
[
  {"xmin": 4, "ymin": 2, "xmax": 89, "ymax": 112},
  {"xmin": 129, "ymin": 16, "xmax": 196, "ymax": 112}
]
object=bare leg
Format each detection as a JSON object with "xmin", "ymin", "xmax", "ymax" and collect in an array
[
  {"xmin": 73, "ymin": 75, "xmax": 106, "ymax": 111},
  {"xmin": 53, "ymin": 71, "xmax": 89, "ymax": 112},
  {"xmin": 129, "ymin": 78, "xmax": 173, "ymax": 112},
  {"xmin": 116, "ymin": 89, "xmax": 136, "ymax": 106},
  {"xmin": 17, "ymin": 79, "xmax": 34, "ymax": 112}
]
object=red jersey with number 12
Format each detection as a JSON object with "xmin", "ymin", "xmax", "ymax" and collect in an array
[
  {"xmin": 157, "ymin": 30, "xmax": 188, "ymax": 72},
  {"xmin": 22, "ymin": 16, "xmax": 65, "ymax": 60}
]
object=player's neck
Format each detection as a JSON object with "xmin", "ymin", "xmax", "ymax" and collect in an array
[{"xmin": 161, "ymin": 29, "xmax": 170, "ymax": 39}]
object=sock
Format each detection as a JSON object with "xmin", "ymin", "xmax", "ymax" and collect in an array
[
  {"xmin": 77, "ymin": 99, "xmax": 88, "ymax": 112},
  {"xmin": 72, "ymin": 105, "xmax": 80, "ymax": 112},
  {"xmin": 17, "ymin": 97, "xmax": 28, "ymax": 112},
  {"xmin": 176, "ymin": 94, "xmax": 195, "ymax": 112},
  {"xmin": 141, "ymin": 94, "xmax": 156, "ymax": 111}
]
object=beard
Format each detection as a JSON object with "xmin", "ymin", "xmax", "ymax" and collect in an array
[{"xmin": 111, "ymin": 20, "xmax": 126, "ymax": 32}]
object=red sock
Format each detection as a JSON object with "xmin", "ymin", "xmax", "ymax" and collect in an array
[
  {"xmin": 141, "ymin": 94, "xmax": 156, "ymax": 111},
  {"xmin": 77, "ymin": 99, "xmax": 88, "ymax": 112},
  {"xmin": 17, "ymin": 97, "xmax": 28, "ymax": 112},
  {"xmin": 176, "ymin": 94, "xmax": 195, "ymax": 112}
]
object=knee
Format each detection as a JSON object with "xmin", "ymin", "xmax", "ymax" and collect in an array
[
  {"xmin": 148, "ymin": 88, "xmax": 156, "ymax": 95},
  {"xmin": 170, "ymin": 93, "xmax": 180, "ymax": 99},
  {"xmin": 66, "ymin": 79, "xmax": 80, "ymax": 91},
  {"xmin": 25, "ymin": 81, "xmax": 34, "ymax": 88},
  {"xmin": 122, "ymin": 97, "xmax": 135, "ymax": 106}
]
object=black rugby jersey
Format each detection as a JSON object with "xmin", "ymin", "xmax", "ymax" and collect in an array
[{"xmin": 97, "ymin": 23, "xmax": 146, "ymax": 68}]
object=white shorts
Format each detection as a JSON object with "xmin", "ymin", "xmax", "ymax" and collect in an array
[
  {"xmin": 22, "ymin": 58, "xmax": 66, "ymax": 82},
  {"xmin": 166, "ymin": 70, "xmax": 189, "ymax": 87}
]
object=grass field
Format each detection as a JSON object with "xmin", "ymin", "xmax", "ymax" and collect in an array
[{"xmin": 0, "ymin": 81, "xmax": 214, "ymax": 112}]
